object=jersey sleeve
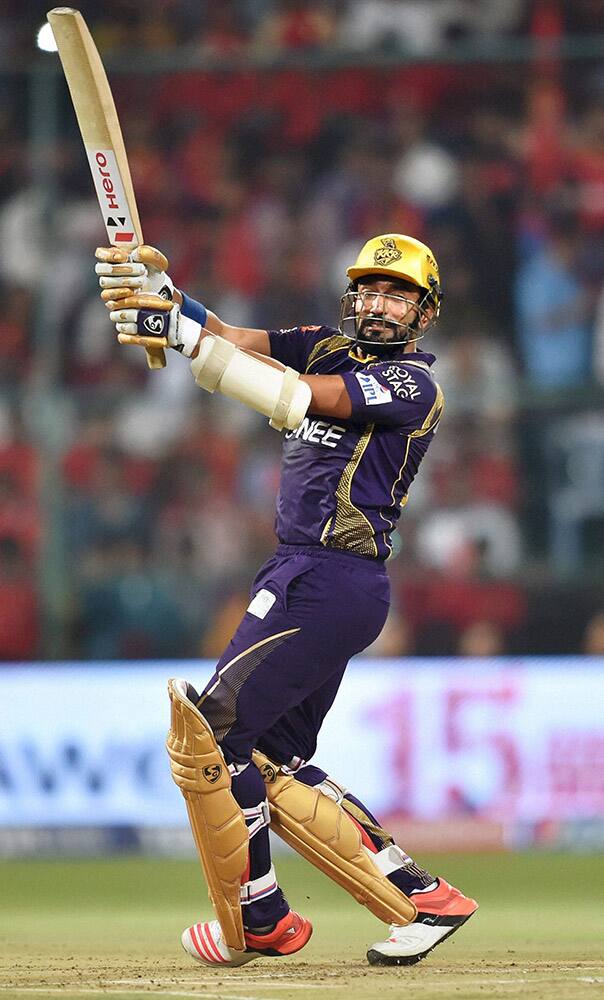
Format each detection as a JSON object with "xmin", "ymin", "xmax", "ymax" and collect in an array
[
  {"xmin": 341, "ymin": 361, "xmax": 444, "ymax": 431},
  {"xmin": 267, "ymin": 325, "xmax": 335, "ymax": 372}
]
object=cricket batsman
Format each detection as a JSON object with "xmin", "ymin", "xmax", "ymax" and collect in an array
[{"xmin": 96, "ymin": 233, "xmax": 478, "ymax": 967}]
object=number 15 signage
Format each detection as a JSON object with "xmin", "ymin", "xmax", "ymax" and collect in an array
[{"xmin": 317, "ymin": 659, "xmax": 604, "ymax": 824}]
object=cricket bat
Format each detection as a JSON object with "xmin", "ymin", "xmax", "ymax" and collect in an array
[{"xmin": 47, "ymin": 7, "xmax": 167, "ymax": 370}]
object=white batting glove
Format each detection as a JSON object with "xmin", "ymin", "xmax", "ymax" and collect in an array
[
  {"xmin": 107, "ymin": 297, "xmax": 205, "ymax": 358},
  {"xmin": 96, "ymin": 246, "xmax": 207, "ymax": 357},
  {"xmin": 95, "ymin": 245, "xmax": 174, "ymax": 301}
]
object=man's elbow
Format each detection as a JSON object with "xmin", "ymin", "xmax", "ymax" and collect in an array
[
  {"xmin": 304, "ymin": 379, "xmax": 352, "ymax": 419},
  {"xmin": 332, "ymin": 386, "xmax": 353, "ymax": 419}
]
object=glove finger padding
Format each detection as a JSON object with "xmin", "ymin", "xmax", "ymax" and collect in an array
[
  {"xmin": 95, "ymin": 245, "xmax": 169, "ymax": 274},
  {"xmin": 117, "ymin": 332, "xmax": 168, "ymax": 348},
  {"xmin": 109, "ymin": 293, "xmax": 174, "ymax": 314},
  {"xmin": 96, "ymin": 262, "xmax": 147, "ymax": 278},
  {"xmin": 101, "ymin": 286, "xmax": 140, "ymax": 304},
  {"xmin": 131, "ymin": 245, "xmax": 169, "ymax": 273},
  {"xmin": 95, "ymin": 246, "xmax": 130, "ymax": 264},
  {"xmin": 98, "ymin": 275, "xmax": 147, "ymax": 290}
]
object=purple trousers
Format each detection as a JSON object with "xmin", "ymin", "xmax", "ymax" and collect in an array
[
  {"xmin": 199, "ymin": 544, "xmax": 389, "ymax": 765},
  {"xmin": 195, "ymin": 545, "xmax": 432, "ymax": 928}
]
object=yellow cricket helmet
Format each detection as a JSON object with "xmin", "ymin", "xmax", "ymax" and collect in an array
[
  {"xmin": 340, "ymin": 233, "xmax": 442, "ymax": 350},
  {"xmin": 347, "ymin": 234, "xmax": 440, "ymax": 293}
]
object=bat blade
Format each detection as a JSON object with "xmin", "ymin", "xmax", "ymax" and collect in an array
[{"xmin": 47, "ymin": 7, "xmax": 166, "ymax": 369}]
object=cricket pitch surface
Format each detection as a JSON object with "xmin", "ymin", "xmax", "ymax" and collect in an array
[{"xmin": 1, "ymin": 853, "xmax": 603, "ymax": 1000}]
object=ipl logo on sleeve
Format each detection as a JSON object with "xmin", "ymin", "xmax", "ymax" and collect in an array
[{"xmin": 355, "ymin": 372, "xmax": 392, "ymax": 405}]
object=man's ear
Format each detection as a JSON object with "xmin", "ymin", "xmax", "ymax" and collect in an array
[{"xmin": 419, "ymin": 304, "xmax": 435, "ymax": 330}]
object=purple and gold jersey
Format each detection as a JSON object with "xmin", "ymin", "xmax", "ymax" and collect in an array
[{"xmin": 268, "ymin": 325, "xmax": 444, "ymax": 561}]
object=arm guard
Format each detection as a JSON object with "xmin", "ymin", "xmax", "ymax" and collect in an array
[{"xmin": 190, "ymin": 335, "xmax": 311, "ymax": 432}]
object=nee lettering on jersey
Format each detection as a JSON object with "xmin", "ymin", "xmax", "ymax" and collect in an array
[{"xmin": 285, "ymin": 418, "xmax": 346, "ymax": 448}]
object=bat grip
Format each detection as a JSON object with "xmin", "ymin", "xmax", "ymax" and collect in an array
[{"xmin": 146, "ymin": 345, "xmax": 167, "ymax": 369}]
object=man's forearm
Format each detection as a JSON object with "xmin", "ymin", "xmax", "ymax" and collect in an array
[{"xmin": 175, "ymin": 290, "xmax": 271, "ymax": 357}]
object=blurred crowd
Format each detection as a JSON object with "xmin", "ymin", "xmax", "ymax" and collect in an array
[
  {"xmin": 0, "ymin": 0, "xmax": 603, "ymax": 660},
  {"xmin": 2, "ymin": 1, "xmax": 603, "ymax": 65}
]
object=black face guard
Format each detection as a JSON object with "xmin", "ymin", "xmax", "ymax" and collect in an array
[{"xmin": 339, "ymin": 279, "xmax": 440, "ymax": 351}]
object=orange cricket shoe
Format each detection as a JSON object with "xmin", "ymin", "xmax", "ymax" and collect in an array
[{"xmin": 182, "ymin": 910, "xmax": 312, "ymax": 968}]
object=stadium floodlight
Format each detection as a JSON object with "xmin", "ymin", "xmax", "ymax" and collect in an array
[{"xmin": 37, "ymin": 22, "xmax": 58, "ymax": 52}]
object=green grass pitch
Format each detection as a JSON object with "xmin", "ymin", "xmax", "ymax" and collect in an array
[{"xmin": 1, "ymin": 852, "xmax": 603, "ymax": 999}]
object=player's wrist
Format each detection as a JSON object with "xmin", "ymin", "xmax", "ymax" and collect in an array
[
  {"xmin": 174, "ymin": 310, "xmax": 203, "ymax": 357},
  {"xmin": 180, "ymin": 291, "xmax": 208, "ymax": 330}
]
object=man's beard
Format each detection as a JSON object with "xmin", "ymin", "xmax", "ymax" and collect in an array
[{"xmin": 358, "ymin": 316, "xmax": 399, "ymax": 343}]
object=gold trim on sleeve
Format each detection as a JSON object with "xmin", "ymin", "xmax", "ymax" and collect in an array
[{"xmin": 305, "ymin": 335, "xmax": 351, "ymax": 372}]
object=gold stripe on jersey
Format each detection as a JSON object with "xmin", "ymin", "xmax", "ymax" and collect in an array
[
  {"xmin": 410, "ymin": 380, "xmax": 444, "ymax": 439},
  {"xmin": 325, "ymin": 424, "xmax": 378, "ymax": 558},
  {"xmin": 305, "ymin": 335, "xmax": 351, "ymax": 372},
  {"xmin": 381, "ymin": 380, "xmax": 445, "ymax": 557},
  {"xmin": 320, "ymin": 515, "xmax": 334, "ymax": 544}
]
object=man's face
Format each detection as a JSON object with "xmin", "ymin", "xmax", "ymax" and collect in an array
[{"xmin": 354, "ymin": 278, "xmax": 422, "ymax": 344}]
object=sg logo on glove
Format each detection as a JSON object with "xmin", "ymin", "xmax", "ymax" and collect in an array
[
  {"xmin": 202, "ymin": 764, "xmax": 222, "ymax": 784},
  {"xmin": 143, "ymin": 313, "xmax": 167, "ymax": 335},
  {"xmin": 138, "ymin": 310, "xmax": 169, "ymax": 337}
]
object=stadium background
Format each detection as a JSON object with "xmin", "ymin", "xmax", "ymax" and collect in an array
[{"xmin": 0, "ymin": 0, "xmax": 603, "ymax": 862}]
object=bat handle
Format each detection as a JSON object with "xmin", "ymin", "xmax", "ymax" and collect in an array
[{"xmin": 146, "ymin": 345, "xmax": 167, "ymax": 369}]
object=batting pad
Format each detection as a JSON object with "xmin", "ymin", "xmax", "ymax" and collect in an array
[
  {"xmin": 167, "ymin": 679, "xmax": 248, "ymax": 951},
  {"xmin": 253, "ymin": 751, "xmax": 417, "ymax": 926}
]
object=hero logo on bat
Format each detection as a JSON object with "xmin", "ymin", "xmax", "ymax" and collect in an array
[{"xmin": 86, "ymin": 148, "xmax": 135, "ymax": 244}]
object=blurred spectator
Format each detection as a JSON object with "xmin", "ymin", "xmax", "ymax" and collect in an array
[
  {"xmin": 392, "ymin": 107, "xmax": 461, "ymax": 215},
  {"xmin": 433, "ymin": 327, "xmax": 517, "ymax": 430},
  {"xmin": 567, "ymin": 100, "xmax": 604, "ymax": 234},
  {"xmin": 341, "ymin": 1, "xmax": 458, "ymax": 56},
  {"xmin": 0, "ymin": 283, "xmax": 31, "ymax": 384},
  {"xmin": 582, "ymin": 610, "xmax": 604, "ymax": 655},
  {"xmin": 253, "ymin": 0, "xmax": 337, "ymax": 54},
  {"xmin": 65, "ymin": 448, "xmax": 151, "ymax": 558},
  {"xmin": 0, "ymin": 469, "xmax": 40, "ymax": 563},
  {"xmin": 75, "ymin": 538, "xmax": 188, "ymax": 659},
  {"xmin": 0, "ymin": 537, "xmax": 39, "ymax": 660},
  {"xmin": 415, "ymin": 471, "xmax": 521, "ymax": 578},
  {"xmin": 363, "ymin": 610, "xmax": 412, "ymax": 657},
  {"xmin": 401, "ymin": 557, "xmax": 526, "ymax": 656},
  {"xmin": 594, "ymin": 283, "xmax": 604, "ymax": 383},
  {"xmin": 457, "ymin": 620, "xmax": 506, "ymax": 657},
  {"xmin": 515, "ymin": 214, "xmax": 593, "ymax": 387},
  {"xmin": 201, "ymin": 591, "xmax": 251, "ymax": 659}
]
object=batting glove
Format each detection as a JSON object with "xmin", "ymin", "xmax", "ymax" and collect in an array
[
  {"xmin": 95, "ymin": 245, "xmax": 174, "ymax": 301},
  {"xmin": 107, "ymin": 294, "xmax": 207, "ymax": 358}
]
